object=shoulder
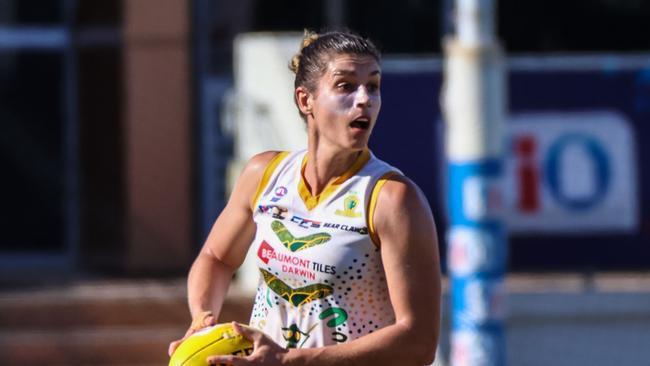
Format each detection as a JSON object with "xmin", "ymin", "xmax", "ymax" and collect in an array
[
  {"xmin": 230, "ymin": 151, "xmax": 286, "ymax": 210},
  {"xmin": 372, "ymin": 174, "xmax": 435, "ymax": 244},
  {"xmin": 241, "ymin": 151, "xmax": 284, "ymax": 177},
  {"xmin": 365, "ymin": 151, "xmax": 402, "ymax": 176},
  {"xmin": 237, "ymin": 150, "xmax": 292, "ymax": 188},
  {"xmin": 377, "ymin": 174, "xmax": 428, "ymax": 211}
]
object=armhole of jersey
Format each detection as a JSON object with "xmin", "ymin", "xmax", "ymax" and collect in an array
[
  {"xmin": 367, "ymin": 171, "xmax": 399, "ymax": 247},
  {"xmin": 249, "ymin": 151, "xmax": 290, "ymax": 211}
]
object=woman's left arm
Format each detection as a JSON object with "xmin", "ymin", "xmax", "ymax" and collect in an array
[
  {"xmin": 208, "ymin": 175, "xmax": 442, "ymax": 366},
  {"xmin": 353, "ymin": 174, "xmax": 442, "ymax": 364}
]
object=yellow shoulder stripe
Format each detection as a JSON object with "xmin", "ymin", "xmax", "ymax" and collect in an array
[
  {"xmin": 250, "ymin": 151, "xmax": 290, "ymax": 211},
  {"xmin": 367, "ymin": 171, "xmax": 399, "ymax": 247}
]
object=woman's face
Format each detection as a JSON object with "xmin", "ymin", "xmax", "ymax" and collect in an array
[{"xmin": 307, "ymin": 53, "xmax": 381, "ymax": 151}]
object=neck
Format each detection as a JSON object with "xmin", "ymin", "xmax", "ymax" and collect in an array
[{"xmin": 303, "ymin": 141, "xmax": 364, "ymax": 197}]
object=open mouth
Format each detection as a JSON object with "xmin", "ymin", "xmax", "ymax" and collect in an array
[{"xmin": 349, "ymin": 118, "xmax": 370, "ymax": 130}]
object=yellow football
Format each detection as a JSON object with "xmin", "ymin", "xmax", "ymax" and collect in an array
[{"xmin": 169, "ymin": 323, "xmax": 254, "ymax": 366}]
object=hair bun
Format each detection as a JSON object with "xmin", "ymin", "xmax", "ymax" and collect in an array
[
  {"xmin": 289, "ymin": 54, "xmax": 301, "ymax": 74},
  {"xmin": 289, "ymin": 30, "xmax": 320, "ymax": 74},
  {"xmin": 301, "ymin": 30, "xmax": 320, "ymax": 49}
]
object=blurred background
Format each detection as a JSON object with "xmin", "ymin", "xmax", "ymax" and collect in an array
[{"xmin": 0, "ymin": 0, "xmax": 649, "ymax": 365}]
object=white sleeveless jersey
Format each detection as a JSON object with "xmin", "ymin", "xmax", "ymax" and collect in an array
[{"xmin": 249, "ymin": 149, "xmax": 400, "ymax": 349}]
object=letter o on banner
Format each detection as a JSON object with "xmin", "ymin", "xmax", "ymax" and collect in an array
[{"xmin": 545, "ymin": 134, "xmax": 610, "ymax": 210}]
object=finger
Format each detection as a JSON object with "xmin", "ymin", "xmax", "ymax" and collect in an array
[
  {"xmin": 196, "ymin": 315, "xmax": 216, "ymax": 331},
  {"xmin": 231, "ymin": 322, "xmax": 260, "ymax": 343},
  {"xmin": 184, "ymin": 328, "xmax": 195, "ymax": 338},
  {"xmin": 205, "ymin": 314, "xmax": 217, "ymax": 327},
  {"xmin": 206, "ymin": 355, "xmax": 250, "ymax": 366},
  {"xmin": 169, "ymin": 328, "xmax": 196, "ymax": 357},
  {"xmin": 168, "ymin": 339, "xmax": 182, "ymax": 357},
  {"xmin": 231, "ymin": 322, "xmax": 267, "ymax": 350},
  {"xmin": 190, "ymin": 310, "xmax": 216, "ymax": 331}
]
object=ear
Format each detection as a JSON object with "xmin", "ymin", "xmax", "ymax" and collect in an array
[{"xmin": 295, "ymin": 86, "xmax": 313, "ymax": 115}]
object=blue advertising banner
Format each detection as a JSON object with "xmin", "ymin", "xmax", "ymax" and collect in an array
[{"xmin": 370, "ymin": 56, "xmax": 650, "ymax": 270}]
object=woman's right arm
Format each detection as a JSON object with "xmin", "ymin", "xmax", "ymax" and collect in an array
[{"xmin": 169, "ymin": 151, "xmax": 280, "ymax": 355}]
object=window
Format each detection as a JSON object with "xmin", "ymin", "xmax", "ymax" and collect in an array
[
  {"xmin": 0, "ymin": 51, "xmax": 66, "ymax": 252},
  {"xmin": 0, "ymin": 0, "xmax": 72, "ymax": 259}
]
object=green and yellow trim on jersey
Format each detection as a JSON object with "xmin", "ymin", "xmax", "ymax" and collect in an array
[{"xmin": 297, "ymin": 149, "xmax": 371, "ymax": 211}]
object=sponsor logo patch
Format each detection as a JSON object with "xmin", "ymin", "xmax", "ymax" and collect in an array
[
  {"xmin": 271, "ymin": 186, "xmax": 288, "ymax": 202},
  {"xmin": 258, "ymin": 205, "xmax": 288, "ymax": 220},
  {"xmin": 335, "ymin": 192, "xmax": 362, "ymax": 218}
]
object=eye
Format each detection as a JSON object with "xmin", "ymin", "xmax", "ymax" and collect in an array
[
  {"xmin": 336, "ymin": 82, "xmax": 355, "ymax": 92},
  {"xmin": 367, "ymin": 82, "xmax": 380, "ymax": 93}
]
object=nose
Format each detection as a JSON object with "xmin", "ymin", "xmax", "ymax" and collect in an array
[{"xmin": 354, "ymin": 86, "xmax": 371, "ymax": 107}]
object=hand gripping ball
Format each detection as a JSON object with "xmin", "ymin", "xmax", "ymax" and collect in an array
[{"xmin": 169, "ymin": 323, "xmax": 254, "ymax": 366}]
